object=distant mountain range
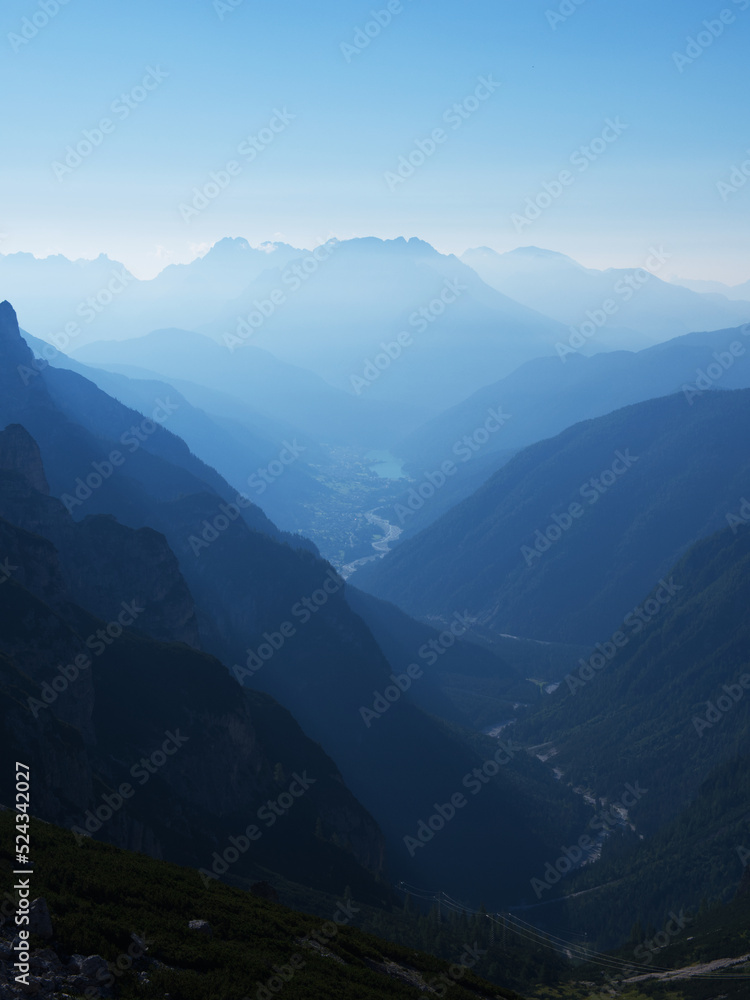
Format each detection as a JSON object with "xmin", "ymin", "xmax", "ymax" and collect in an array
[
  {"xmin": 668, "ymin": 272, "xmax": 750, "ymax": 300},
  {"xmin": 4, "ymin": 238, "xmax": 748, "ymax": 418},
  {"xmin": 0, "ymin": 239, "xmax": 300, "ymax": 343},
  {"xmin": 57, "ymin": 237, "xmax": 570, "ymax": 415},
  {"xmin": 461, "ymin": 245, "xmax": 750, "ymax": 347},
  {"xmin": 193, "ymin": 236, "xmax": 567, "ymax": 412}
]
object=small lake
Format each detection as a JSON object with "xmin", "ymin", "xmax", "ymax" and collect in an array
[{"xmin": 366, "ymin": 450, "xmax": 407, "ymax": 480}]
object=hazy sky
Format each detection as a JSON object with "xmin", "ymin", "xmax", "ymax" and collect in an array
[{"xmin": 2, "ymin": 0, "xmax": 748, "ymax": 281}]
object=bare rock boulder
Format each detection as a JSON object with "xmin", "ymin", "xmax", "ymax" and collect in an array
[{"xmin": 188, "ymin": 920, "xmax": 213, "ymax": 938}]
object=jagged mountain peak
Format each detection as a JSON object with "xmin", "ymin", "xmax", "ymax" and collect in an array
[
  {"xmin": 334, "ymin": 235, "xmax": 440, "ymax": 257},
  {"xmin": 0, "ymin": 299, "xmax": 28, "ymax": 355},
  {"xmin": 0, "ymin": 301, "xmax": 43, "ymax": 408}
]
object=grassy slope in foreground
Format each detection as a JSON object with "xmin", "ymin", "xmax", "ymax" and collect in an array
[{"xmin": 0, "ymin": 811, "xmax": 522, "ymax": 1000}]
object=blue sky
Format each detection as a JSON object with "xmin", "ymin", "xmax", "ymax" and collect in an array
[{"xmin": 1, "ymin": 0, "xmax": 748, "ymax": 280}]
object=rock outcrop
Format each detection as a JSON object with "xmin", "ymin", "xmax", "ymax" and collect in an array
[
  {"xmin": 187, "ymin": 920, "xmax": 212, "ymax": 937},
  {"xmin": 0, "ymin": 423, "xmax": 200, "ymax": 648}
]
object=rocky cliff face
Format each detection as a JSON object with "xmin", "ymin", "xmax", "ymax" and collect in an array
[
  {"xmin": 0, "ymin": 424, "xmax": 387, "ymax": 892},
  {"xmin": 0, "ymin": 424, "xmax": 199, "ymax": 647}
]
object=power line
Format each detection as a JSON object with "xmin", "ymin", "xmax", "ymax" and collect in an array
[{"xmin": 394, "ymin": 882, "xmax": 750, "ymax": 982}]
